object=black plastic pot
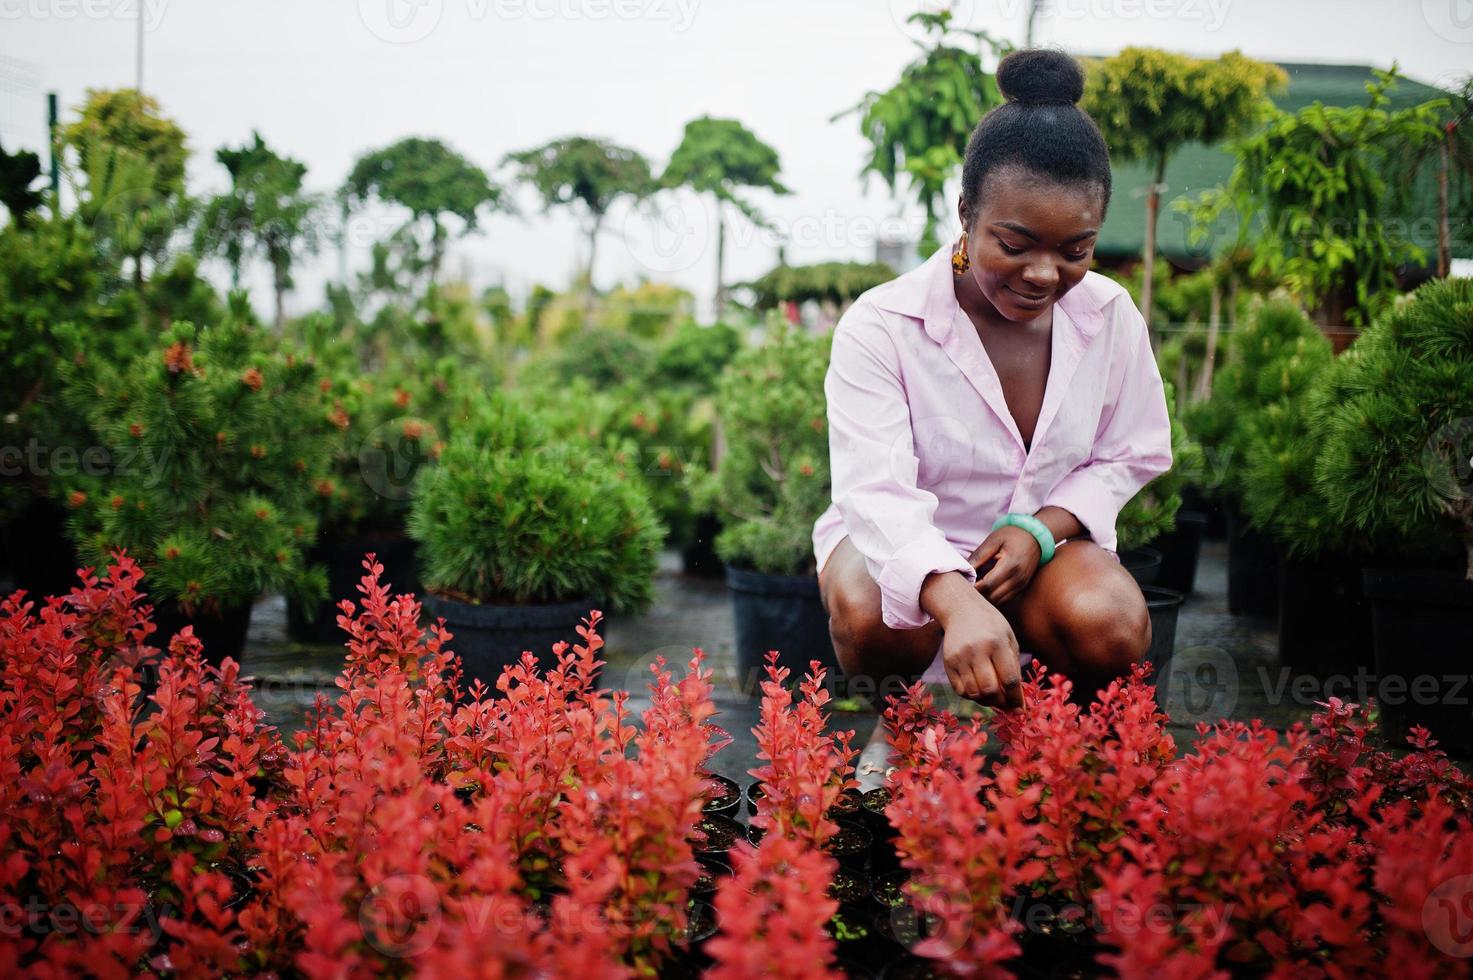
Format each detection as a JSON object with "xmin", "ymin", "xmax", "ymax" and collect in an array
[
  {"xmin": 1224, "ymin": 499, "xmax": 1281, "ymax": 618},
  {"xmin": 725, "ymin": 565, "xmax": 843, "ymax": 697},
  {"xmin": 2, "ymin": 495, "xmax": 81, "ymax": 600},
  {"xmin": 1142, "ymin": 586, "xmax": 1186, "ymax": 707},
  {"xmin": 861, "ymin": 788, "xmax": 901, "ymax": 871},
  {"xmin": 700, "ymin": 773, "xmax": 742, "ymax": 817},
  {"xmin": 681, "ymin": 512, "xmax": 725, "ymax": 578},
  {"xmin": 1181, "ymin": 484, "xmax": 1227, "ymax": 542},
  {"xmin": 419, "ymin": 591, "xmax": 595, "ymax": 691},
  {"xmin": 1277, "ymin": 555, "xmax": 1375, "ymax": 673},
  {"xmin": 287, "ymin": 530, "xmax": 420, "ymax": 643},
  {"xmin": 1153, "ymin": 510, "xmax": 1207, "ymax": 596},
  {"xmin": 826, "ymin": 818, "xmax": 873, "ymax": 873},
  {"xmin": 691, "ymin": 814, "xmax": 745, "ymax": 860},
  {"xmin": 1363, "ymin": 565, "xmax": 1473, "ymax": 756},
  {"xmin": 1119, "ymin": 546, "xmax": 1163, "ymax": 587},
  {"xmin": 150, "ymin": 597, "xmax": 254, "ymax": 665}
]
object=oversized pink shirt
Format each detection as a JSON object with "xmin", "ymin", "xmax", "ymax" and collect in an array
[{"xmin": 812, "ymin": 245, "xmax": 1173, "ymax": 631}]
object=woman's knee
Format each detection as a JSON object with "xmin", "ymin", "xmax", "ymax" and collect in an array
[
  {"xmin": 826, "ymin": 582, "xmax": 936, "ymax": 683},
  {"xmin": 1056, "ymin": 583, "xmax": 1151, "ymax": 677}
]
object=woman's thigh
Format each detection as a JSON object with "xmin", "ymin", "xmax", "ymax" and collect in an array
[
  {"xmin": 818, "ymin": 536, "xmax": 944, "ymax": 683},
  {"xmin": 996, "ymin": 538, "xmax": 1151, "ymax": 683}
]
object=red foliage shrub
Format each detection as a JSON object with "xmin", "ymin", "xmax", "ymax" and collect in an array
[{"xmin": 705, "ymin": 836, "xmax": 842, "ymax": 980}]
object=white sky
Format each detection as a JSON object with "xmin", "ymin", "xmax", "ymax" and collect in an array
[{"xmin": 2, "ymin": 0, "xmax": 1470, "ymax": 320}]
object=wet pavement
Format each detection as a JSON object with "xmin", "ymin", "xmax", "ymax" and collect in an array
[{"xmin": 234, "ymin": 536, "xmax": 1390, "ymax": 791}]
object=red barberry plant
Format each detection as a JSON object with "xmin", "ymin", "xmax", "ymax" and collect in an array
[
  {"xmin": 748, "ymin": 652, "xmax": 859, "ymax": 847},
  {"xmin": 884, "ymin": 713, "xmax": 1046, "ymax": 976},
  {"xmin": 705, "ymin": 836, "xmax": 843, "ymax": 980}
]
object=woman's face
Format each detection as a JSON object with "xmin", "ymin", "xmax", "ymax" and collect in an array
[{"xmin": 959, "ymin": 166, "xmax": 1103, "ymax": 322}]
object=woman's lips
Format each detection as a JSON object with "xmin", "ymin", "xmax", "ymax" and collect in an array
[{"xmin": 1007, "ymin": 286, "xmax": 1050, "ymax": 308}]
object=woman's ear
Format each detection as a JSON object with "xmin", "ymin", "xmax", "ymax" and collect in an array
[{"xmin": 956, "ymin": 196, "xmax": 970, "ymax": 234}]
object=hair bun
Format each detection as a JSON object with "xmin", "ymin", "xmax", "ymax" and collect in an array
[{"xmin": 996, "ymin": 48, "xmax": 1085, "ymax": 106}]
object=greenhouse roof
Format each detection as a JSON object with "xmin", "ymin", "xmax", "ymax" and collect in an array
[{"xmin": 1090, "ymin": 60, "xmax": 1467, "ymax": 264}]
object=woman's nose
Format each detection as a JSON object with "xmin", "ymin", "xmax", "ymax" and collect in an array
[{"xmin": 1021, "ymin": 262, "xmax": 1059, "ymax": 291}]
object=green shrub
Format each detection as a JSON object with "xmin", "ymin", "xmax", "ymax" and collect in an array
[
  {"xmin": 407, "ymin": 395, "xmax": 663, "ymax": 612},
  {"xmin": 1189, "ymin": 298, "xmax": 1332, "ymax": 504},
  {"xmin": 51, "ymin": 316, "xmax": 336, "ymax": 613},
  {"xmin": 1312, "ymin": 279, "xmax": 1473, "ymax": 576},
  {"xmin": 520, "ymin": 327, "xmax": 656, "ymax": 389},
  {"xmin": 652, "ymin": 320, "xmax": 743, "ymax": 393},
  {"xmin": 698, "ymin": 319, "xmax": 831, "ymax": 575},
  {"xmin": 1118, "ymin": 380, "xmax": 1202, "ymax": 552}
]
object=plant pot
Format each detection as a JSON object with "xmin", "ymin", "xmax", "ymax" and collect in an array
[
  {"xmin": 826, "ymin": 818, "xmax": 873, "ymax": 873},
  {"xmin": 861, "ymin": 788, "xmax": 901, "ymax": 871},
  {"xmin": 420, "ymin": 591, "xmax": 596, "ymax": 691},
  {"xmin": 1224, "ymin": 499, "xmax": 1281, "ymax": 619},
  {"xmin": 1363, "ymin": 565, "xmax": 1473, "ymax": 756},
  {"xmin": 1153, "ymin": 510, "xmax": 1207, "ymax": 596},
  {"xmin": 2, "ymin": 495, "xmax": 81, "ymax": 600},
  {"xmin": 1180, "ymin": 483, "xmax": 1226, "ymax": 542},
  {"xmin": 700, "ymin": 773, "xmax": 742, "ymax": 817},
  {"xmin": 1277, "ymin": 555, "xmax": 1375, "ymax": 673},
  {"xmin": 691, "ymin": 814, "xmax": 745, "ymax": 860},
  {"xmin": 1119, "ymin": 546, "xmax": 1163, "ymax": 587},
  {"xmin": 744, "ymin": 779, "xmax": 766, "ymax": 818},
  {"xmin": 1141, "ymin": 586, "xmax": 1185, "ymax": 707},
  {"xmin": 681, "ymin": 512, "xmax": 725, "ymax": 578},
  {"xmin": 725, "ymin": 565, "xmax": 843, "ymax": 697},
  {"xmin": 689, "ymin": 857, "xmax": 731, "ymax": 902},
  {"xmin": 149, "ymin": 597, "xmax": 254, "ymax": 666},
  {"xmin": 287, "ymin": 529, "xmax": 420, "ymax": 643}
]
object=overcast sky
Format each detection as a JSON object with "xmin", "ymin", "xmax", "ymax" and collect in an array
[{"xmin": 2, "ymin": 0, "xmax": 1469, "ymax": 320}]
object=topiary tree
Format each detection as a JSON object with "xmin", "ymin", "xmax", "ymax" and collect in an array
[
  {"xmin": 0, "ymin": 138, "xmax": 44, "ymax": 224},
  {"xmin": 61, "ymin": 88, "xmax": 190, "ymax": 292},
  {"xmin": 197, "ymin": 132, "xmax": 322, "ymax": 327},
  {"xmin": 1185, "ymin": 66, "xmax": 1445, "ymax": 331},
  {"xmin": 343, "ymin": 137, "xmax": 505, "ymax": 285},
  {"xmin": 1083, "ymin": 47, "xmax": 1285, "ymax": 331},
  {"xmin": 503, "ymin": 136, "xmax": 654, "ymax": 322},
  {"xmin": 1188, "ymin": 298, "xmax": 1333, "ymax": 508},
  {"xmin": 50, "ymin": 314, "xmax": 337, "ymax": 615},
  {"xmin": 835, "ymin": 10, "xmax": 1008, "ymax": 254},
  {"xmin": 696, "ymin": 318, "xmax": 831, "ymax": 576},
  {"xmin": 1313, "ymin": 277, "xmax": 1473, "ymax": 579},
  {"xmin": 407, "ymin": 394, "xmax": 663, "ymax": 613},
  {"xmin": 661, "ymin": 116, "xmax": 789, "ymax": 314}
]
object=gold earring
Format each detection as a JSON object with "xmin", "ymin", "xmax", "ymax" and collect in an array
[{"xmin": 951, "ymin": 232, "xmax": 970, "ymax": 276}]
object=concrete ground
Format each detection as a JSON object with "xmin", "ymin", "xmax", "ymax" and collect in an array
[{"xmin": 237, "ymin": 536, "xmax": 1369, "ymax": 791}]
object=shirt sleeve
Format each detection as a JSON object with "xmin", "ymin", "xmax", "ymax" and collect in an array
[
  {"xmin": 826, "ymin": 303, "xmax": 975, "ymax": 630},
  {"xmin": 1042, "ymin": 298, "xmax": 1174, "ymax": 552}
]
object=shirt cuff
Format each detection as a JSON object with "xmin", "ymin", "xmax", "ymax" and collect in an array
[
  {"xmin": 1043, "ymin": 467, "xmax": 1117, "ymax": 553},
  {"xmin": 873, "ymin": 535, "xmax": 976, "ymax": 630}
]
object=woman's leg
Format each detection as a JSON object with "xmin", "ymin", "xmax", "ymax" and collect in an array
[
  {"xmin": 993, "ymin": 538, "xmax": 1152, "ymax": 702},
  {"xmin": 819, "ymin": 536, "xmax": 944, "ymax": 706},
  {"xmin": 821, "ymin": 535, "xmax": 1150, "ymax": 705}
]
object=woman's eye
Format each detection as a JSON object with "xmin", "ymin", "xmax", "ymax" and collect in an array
[
  {"xmin": 998, "ymin": 241, "xmax": 1026, "ymax": 255},
  {"xmin": 1065, "ymin": 249, "xmax": 1090, "ymax": 261}
]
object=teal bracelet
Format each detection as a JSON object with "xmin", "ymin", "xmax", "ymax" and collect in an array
[{"xmin": 991, "ymin": 512, "xmax": 1057, "ymax": 564}]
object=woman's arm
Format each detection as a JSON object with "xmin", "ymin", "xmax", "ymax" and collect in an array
[
  {"xmin": 826, "ymin": 303, "xmax": 979, "ymax": 629},
  {"xmin": 1040, "ymin": 300, "xmax": 1174, "ymax": 550}
]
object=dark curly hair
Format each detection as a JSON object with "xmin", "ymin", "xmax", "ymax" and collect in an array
[{"xmin": 959, "ymin": 48, "xmax": 1112, "ymax": 228}]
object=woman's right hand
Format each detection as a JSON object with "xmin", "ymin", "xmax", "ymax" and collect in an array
[{"xmin": 937, "ymin": 593, "xmax": 1024, "ymax": 709}]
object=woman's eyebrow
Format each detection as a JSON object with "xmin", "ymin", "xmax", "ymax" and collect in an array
[{"xmin": 992, "ymin": 220, "xmax": 1098, "ymax": 244}]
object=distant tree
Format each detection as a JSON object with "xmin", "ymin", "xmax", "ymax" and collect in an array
[
  {"xmin": 343, "ymin": 137, "xmax": 504, "ymax": 285},
  {"xmin": 1083, "ymin": 47, "xmax": 1285, "ymax": 332},
  {"xmin": 1389, "ymin": 73, "xmax": 1473, "ymax": 278},
  {"xmin": 504, "ymin": 136, "xmax": 653, "ymax": 322},
  {"xmin": 1184, "ymin": 66, "xmax": 1445, "ymax": 330},
  {"xmin": 662, "ymin": 116, "xmax": 789, "ymax": 314},
  {"xmin": 60, "ymin": 88, "xmax": 190, "ymax": 290},
  {"xmin": 834, "ymin": 10, "xmax": 1008, "ymax": 254},
  {"xmin": 197, "ymin": 131, "xmax": 321, "ymax": 327},
  {"xmin": 0, "ymin": 140, "xmax": 43, "ymax": 224}
]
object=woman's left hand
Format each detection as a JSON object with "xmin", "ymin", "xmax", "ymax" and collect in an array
[{"xmin": 968, "ymin": 526, "xmax": 1042, "ymax": 608}]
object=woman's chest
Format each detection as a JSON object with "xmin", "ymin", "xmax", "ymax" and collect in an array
[{"xmin": 974, "ymin": 323, "xmax": 1053, "ymax": 451}]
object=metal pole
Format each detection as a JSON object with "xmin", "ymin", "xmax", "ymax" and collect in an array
[
  {"xmin": 135, "ymin": 6, "xmax": 144, "ymax": 93},
  {"xmin": 47, "ymin": 92, "xmax": 59, "ymax": 197}
]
